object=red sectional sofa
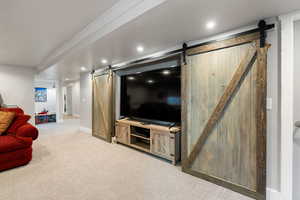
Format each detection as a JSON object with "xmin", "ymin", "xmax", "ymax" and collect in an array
[{"xmin": 0, "ymin": 108, "xmax": 38, "ymax": 171}]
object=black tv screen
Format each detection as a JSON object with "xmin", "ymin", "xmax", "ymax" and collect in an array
[{"xmin": 120, "ymin": 66, "xmax": 181, "ymax": 124}]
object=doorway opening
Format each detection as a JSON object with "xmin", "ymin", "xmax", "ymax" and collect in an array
[{"xmin": 63, "ymin": 82, "xmax": 80, "ymax": 120}]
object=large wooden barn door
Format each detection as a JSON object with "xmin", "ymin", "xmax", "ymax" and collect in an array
[
  {"xmin": 182, "ymin": 33, "xmax": 269, "ymax": 200},
  {"xmin": 92, "ymin": 70, "xmax": 114, "ymax": 142}
]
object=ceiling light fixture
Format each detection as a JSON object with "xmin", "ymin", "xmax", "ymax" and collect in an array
[
  {"xmin": 80, "ymin": 66, "xmax": 87, "ymax": 71},
  {"xmin": 101, "ymin": 59, "xmax": 108, "ymax": 64},
  {"xmin": 137, "ymin": 46, "xmax": 144, "ymax": 53},
  {"xmin": 206, "ymin": 21, "xmax": 216, "ymax": 30},
  {"xmin": 65, "ymin": 78, "xmax": 69, "ymax": 81}
]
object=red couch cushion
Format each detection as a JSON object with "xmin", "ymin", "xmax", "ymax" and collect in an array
[
  {"xmin": 0, "ymin": 135, "xmax": 32, "ymax": 153},
  {"xmin": 16, "ymin": 123, "xmax": 38, "ymax": 140},
  {"xmin": 0, "ymin": 147, "xmax": 32, "ymax": 171},
  {"xmin": 6, "ymin": 114, "xmax": 31, "ymax": 134},
  {"xmin": 0, "ymin": 108, "xmax": 24, "ymax": 115}
]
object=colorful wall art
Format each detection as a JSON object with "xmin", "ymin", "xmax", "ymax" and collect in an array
[{"xmin": 35, "ymin": 88, "xmax": 47, "ymax": 102}]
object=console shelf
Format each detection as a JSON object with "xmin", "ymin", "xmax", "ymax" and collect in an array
[
  {"xmin": 131, "ymin": 133, "xmax": 151, "ymax": 140},
  {"xmin": 115, "ymin": 119, "xmax": 181, "ymax": 165}
]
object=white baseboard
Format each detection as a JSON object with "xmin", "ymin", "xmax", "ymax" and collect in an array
[
  {"xmin": 80, "ymin": 126, "xmax": 92, "ymax": 134},
  {"xmin": 267, "ymin": 188, "xmax": 281, "ymax": 200}
]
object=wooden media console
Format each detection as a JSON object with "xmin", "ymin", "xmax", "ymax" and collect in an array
[{"xmin": 115, "ymin": 119, "xmax": 181, "ymax": 165}]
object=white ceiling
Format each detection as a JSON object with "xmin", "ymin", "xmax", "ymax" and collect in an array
[
  {"xmin": 3, "ymin": 0, "xmax": 300, "ymax": 80},
  {"xmin": 0, "ymin": 0, "xmax": 119, "ymax": 67}
]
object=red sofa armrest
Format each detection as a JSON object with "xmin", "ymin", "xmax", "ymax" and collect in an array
[{"xmin": 16, "ymin": 123, "xmax": 39, "ymax": 140}]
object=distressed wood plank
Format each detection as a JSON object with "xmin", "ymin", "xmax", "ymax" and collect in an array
[
  {"xmin": 181, "ymin": 54, "xmax": 189, "ymax": 169},
  {"xmin": 256, "ymin": 43, "xmax": 270, "ymax": 196},
  {"xmin": 190, "ymin": 48, "xmax": 224, "ymax": 177},
  {"xmin": 186, "ymin": 46, "xmax": 257, "ymax": 167},
  {"xmin": 215, "ymin": 45, "xmax": 254, "ymax": 187},
  {"xmin": 187, "ymin": 32, "xmax": 260, "ymax": 56},
  {"xmin": 249, "ymin": 55, "xmax": 258, "ymax": 190}
]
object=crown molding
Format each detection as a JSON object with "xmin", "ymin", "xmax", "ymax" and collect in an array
[{"xmin": 37, "ymin": 0, "xmax": 167, "ymax": 71}]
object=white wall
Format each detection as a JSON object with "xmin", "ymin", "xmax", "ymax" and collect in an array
[
  {"xmin": 293, "ymin": 20, "xmax": 300, "ymax": 200},
  {"xmin": 80, "ymin": 72, "xmax": 92, "ymax": 132},
  {"xmin": 72, "ymin": 81, "xmax": 80, "ymax": 117},
  {"xmin": 266, "ymin": 24, "xmax": 281, "ymax": 192},
  {"xmin": 34, "ymin": 88, "xmax": 57, "ymax": 113},
  {"xmin": 0, "ymin": 65, "xmax": 35, "ymax": 119},
  {"xmin": 56, "ymin": 80, "xmax": 64, "ymax": 123},
  {"xmin": 66, "ymin": 85, "xmax": 73, "ymax": 115}
]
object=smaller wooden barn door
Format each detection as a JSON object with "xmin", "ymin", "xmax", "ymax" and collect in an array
[
  {"xmin": 116, "ymin": 123, "xmax": 129, "ymax": 145},
  {"xmin": 92, "ymin": 70, "xmax": 114, "ymax": 142},
  {"xmin": 151, "ymin": 130, "xmax": 172, "ymax": 160},
  {"xmin": 182, "ymin": 33, "xmax": 269, "ymax": 200}
]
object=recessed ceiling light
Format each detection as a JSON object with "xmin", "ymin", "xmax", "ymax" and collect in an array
[
  {"xmin": 206, "ymin": 21, "xmax": 216, "ymax": 30},
  {"xmin": 147, "ymin": 79, "xmax": 154, "ymax": 84},
  {"xmin": 137, "ymin": 46, "xmax": 144, "ymax": 53},
  {"xmin": 162, "ymin": 70, "xmax": 171, "ymax": 75},
  {"xmin": 101, "ymin": 59, "xmax": 108, "ymax": 64},
  {"xmin": 65, "ymin": 78, "xmax": 69, "ymax": 81},
  {"xmin": 127, "ymin": 76, "xmax": 135, "ymax": 80},
  {"xmin": 80, "ymin": 66, "xmax": 87, "ymax": 71}
]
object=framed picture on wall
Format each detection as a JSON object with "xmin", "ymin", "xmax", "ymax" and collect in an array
[{"xmin": 35, "ymin": 88, "xmax": 47, "ymax": 102}]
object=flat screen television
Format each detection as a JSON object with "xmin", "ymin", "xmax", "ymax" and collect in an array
[{"xmin": 120, "ymin": 66, "xmax": 181, "ymax": 124}]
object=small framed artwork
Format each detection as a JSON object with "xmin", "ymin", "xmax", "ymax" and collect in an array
[{"xmin": 35, "ymin": 88, "xmax": 47, "ymax": 102}]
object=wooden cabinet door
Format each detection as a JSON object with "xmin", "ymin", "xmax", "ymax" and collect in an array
[
  {"xmin": 151, "ymin": 130, "xmax": 173, "ymax": 160},
  {"xmin": 116, "ymin": 123, "xmax": 129, "ymax": 145}
]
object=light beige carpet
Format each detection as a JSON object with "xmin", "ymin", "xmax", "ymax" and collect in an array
[{"xmin": 0, "ymin": 119, "xmax": 253, "ymax": 200}]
